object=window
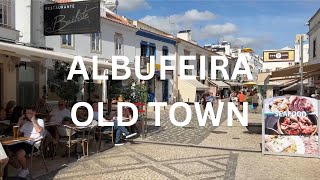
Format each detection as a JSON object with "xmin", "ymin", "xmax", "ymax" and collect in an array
[
  {"xmin": 61, "ymin": 35, "xmax": 74, "ymax": 47},
  {"xmin": 184, "ymin": 50, "xmax": 191, "ymax": 75},
  {"xmin": 0, "ymin": 0, "xmax": 10, "ymax": 27},
  {"xmin": 313, "ymin": 39, "xmax": 316, "ymax": 58},
  {"xmin": 114, "ymin": 33, "xmax": 123, "ymax": 55},
  {"xmin": 196, "ymin": 54, "xmax": 200, "ymax": 77},
  {"xmin": 163, "ymin": 47, "xmax": 170, "ymax": 66},
  {"xmin": 91, "ymin": 32, "xmax": 101, "ymax": 52}
]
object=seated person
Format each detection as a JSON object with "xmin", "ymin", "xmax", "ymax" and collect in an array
[
  {"xmin": 0, "ymin": 143, "xmax": 9, "ymax": 179},
  {"xmin": 10, "ymin": 106, "xmax": 24, "ymax": 124},
  {"xmin": 47, "ymin": 101, "xmax": 71, "ymax": 144},
  {"xmin": 8, "ymin": 106, "xmax": 44, "ymax": 178},
  {"xmin": 48, "ymin": 100, "xmax": 71, "ymax": 124},
  {"xmin": 92, "ymin": 102, "xmax": 136, "ymax": 146},
  {"xmin": 35, "ymin": 98, "xmax": 52, "ymax": 116},
  {"xmin": 0, "ymin": 107, "xmax": 7, "ymax": 121}
]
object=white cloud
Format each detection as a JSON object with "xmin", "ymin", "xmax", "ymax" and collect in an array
[
  {"xmin": 118, "ymin": 0, "xmax": 151, "ymax": 11},
  {"xmin": 139, "ymin": 9, "xmax": 216, "ymax": 34},
  {"xmin": 139, "ymin": 9, "xmax": 272, "ymax": 51},
  {"xmin": 183, "ymin": 9, "xmax": 216, "ymax": 22},
  {"xmin": 199, "ymin": 23, "xmax": 238, "ymax": 39}
]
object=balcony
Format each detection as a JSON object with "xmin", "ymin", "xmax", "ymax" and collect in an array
[
  {"xmin": 0, "ymin": 26, "xmax": 19, "ymax": 41},
  {"xmin": 0, "ymin": 0, "xmax": 19, "ymax": 41}
]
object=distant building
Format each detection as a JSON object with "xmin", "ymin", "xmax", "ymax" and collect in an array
[{"xmin": 308, "ymin": 8, "xmax": 320, "ymax": 92}]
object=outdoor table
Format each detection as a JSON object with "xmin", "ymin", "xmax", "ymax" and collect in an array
[
  {"xmin": 0, "ymin": 137, "xmax": 33, "ymax": 146},
  {"xmin": 44, "ymin": 122, "xmax": 61, "ymax": 127}
]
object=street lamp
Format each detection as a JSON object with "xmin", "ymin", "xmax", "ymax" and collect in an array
[
  {"xmin": 86, "ymin": 66, "xmax": 94, "ymax": 104},
  {"xmin": 298, "ymin": 34, "xmax": 304, "ymax": 96}
]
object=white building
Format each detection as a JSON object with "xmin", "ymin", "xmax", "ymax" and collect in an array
[
  {"xmin": 175, "ymin": 30, "xmax": 232, "ymax": 102},
  {"xmin": 131, "ymin": 20, "xmax": 176, "ymax": 103},
  {"xmin": 262, "ymin": 42, "xmax": 309, "ymax": 72},
  {"xmin": 1, "ymin": 0, "xmax": 113, "ymax": 107},
  {"xmin": 308, "ymin": 9, "xmax": 320, "ymax": 91}
]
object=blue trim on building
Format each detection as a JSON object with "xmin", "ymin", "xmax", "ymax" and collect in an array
[
  {"xmin": 140, "ymin": 41, "xmax": 148, "ymax": 46},
  {"xmin": 136, "ymin": 30, "xmax": 176, "ymax": 45}
]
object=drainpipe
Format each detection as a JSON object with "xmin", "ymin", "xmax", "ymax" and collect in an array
[{"xmin": 175, "ymin": 41, "xmax": 179, "ymax": 101}]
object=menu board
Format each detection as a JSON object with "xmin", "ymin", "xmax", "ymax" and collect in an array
[{"xmin": 262, "ymin": 95, "xmax": 319, "ymax": 157}]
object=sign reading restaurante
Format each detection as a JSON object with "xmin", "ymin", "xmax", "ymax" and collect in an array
[{"xmin": 44, "ymin": 1, "xmax": 100, "ymax": 36}]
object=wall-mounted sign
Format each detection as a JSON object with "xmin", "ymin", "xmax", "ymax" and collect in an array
[
  {"xmin": 44, "ymin": 1, "xmax": 100, "ymax": 36},
  {"xmin": 263, "ymin": 50, "xmax": 295, "ymax": 62},
  {"xmin": 263, "ymin": 95, "xmax": 319, "ymax": 158}
]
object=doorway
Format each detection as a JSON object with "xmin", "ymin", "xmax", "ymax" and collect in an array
[
  {"xmin": 162, "ymin": 80, "xmax": 169, "ymax": 102},
  {"xmin": 17, "ymin": 62, "xmax": 39, "ymax": 107}
]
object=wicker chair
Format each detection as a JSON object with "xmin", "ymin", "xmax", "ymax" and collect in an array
[{"xmin": 56, "ymin": 125, "xmax": 85, "ymax": 161}]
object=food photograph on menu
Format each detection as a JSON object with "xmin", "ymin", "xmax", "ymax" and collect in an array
[{"xmin": 263, "ymin": 95, "xmax": 319, "ymax": 156}]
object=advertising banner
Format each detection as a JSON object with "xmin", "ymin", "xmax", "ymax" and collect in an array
[
  {"xmin": 263, "ymin": 50, "xmax": 295, "ymax": 62},
  {"xmin": 44, "ymin": 1, "xmax": 100, "ymax": 36},
  {"xmin": 263, "ymin": 95, "xmax": 319, "ymax": 157}
]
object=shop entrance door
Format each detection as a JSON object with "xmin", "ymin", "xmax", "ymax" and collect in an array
[{"xmin": 17, "ymin": 63, "xmax": 39, "ymax": 107}]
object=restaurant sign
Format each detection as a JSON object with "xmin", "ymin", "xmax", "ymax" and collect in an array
[
  {"xmin": 263, "ymin": 95, "xmax": 319, "ymax": 158},
  {"xmin": 263, "ymin": 50, "xmax": 295, "ymax": 62},
  {"xmin": 44, "ymin": 1, "xmax": 100, "ymax": 36}
]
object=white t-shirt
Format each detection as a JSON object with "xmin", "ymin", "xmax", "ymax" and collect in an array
[
  {"xmin": 50, "ymin": 108, "xmax": 71, "ymax": 124},
  {"xmin": 20, "ymin": 119, "xmax": 45, "ymax": 149}
]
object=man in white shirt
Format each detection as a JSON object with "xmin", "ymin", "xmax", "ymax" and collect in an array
[
  {"xmin": 49, "ymin": 100, "xmax": 71, "ymax": 124},
  {"xmin": 8, "ymin": 106, "xmax": 44, "ymax": 178}
]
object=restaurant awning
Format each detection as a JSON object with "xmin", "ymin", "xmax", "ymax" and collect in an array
[
  {"xmin": 0, "ymin": 41, "xmax": 113, "ymax": 68},
  {"xmin": 208, "ymin": 80, "xmax": 230, "ymax": 89},
  {"xmin": 271, "ymin": 62, "xmax": 320, "ymax": 79},
  {"xmin": 184, "ymin": 79, "xmax": 209, "ymax": 91},
  {"xmin": 281, "ymin": 81, "xmax": 309, "ymax": 91},
  {"xmin": 268, "ymin": 79, "xmax": 296, "ymax": 86},
  {"xmin": 225, "ymin": 81, "xmax": 242, "ymax": 87}
]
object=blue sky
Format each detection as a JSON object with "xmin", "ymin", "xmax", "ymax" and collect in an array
[{"xmin": 117, "ymin": 0, "xmax": 318, "ymax": 55}]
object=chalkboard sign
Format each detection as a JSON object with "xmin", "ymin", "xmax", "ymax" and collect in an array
[{"xmin": 44, "ymin": 1, "xmax": 100, "ymax": 36}]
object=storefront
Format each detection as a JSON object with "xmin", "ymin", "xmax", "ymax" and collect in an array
[
  {"xmin": 178, "ymin": 78, "xmax": 209, "ymax": 103},
  {"xmin": 270, "ymin": 63, "xmax": 320, "ymax": 96},
  {"xmin": 0, "ymin": 41, "xmax": 112, "ymax": 107},
  {"xmin": 207, "ymin": 80, "xmax": 230, "ymax": 98}
]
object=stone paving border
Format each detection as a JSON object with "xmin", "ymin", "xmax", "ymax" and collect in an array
[{"xmin": 37, "ymin": 142, "xmax": 239, "ymax": 180}]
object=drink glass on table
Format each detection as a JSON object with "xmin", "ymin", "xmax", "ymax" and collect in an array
[{"xmin": 13, "ymin": 126, "xmax": 19, "ymax": 139}]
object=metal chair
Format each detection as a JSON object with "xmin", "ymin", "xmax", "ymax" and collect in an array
[
  {"xmin": 30, "ymin": 130, "xmax": 49, "ymax": 179},
  {"xmin": 96, "ymin": 126, "xmax": 114, "ymax": 150}
]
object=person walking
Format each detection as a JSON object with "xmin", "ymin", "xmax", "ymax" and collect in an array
[
  {"xmin": 252, "ymin": 92, "xmax": 259, "ymax": 113},
  {"xmin": 238, "ymin": 91, "xmax": 246, "ymax": 111}
]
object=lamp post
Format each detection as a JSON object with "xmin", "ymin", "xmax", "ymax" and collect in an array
[{"xmin": 299, "ymin": 34, "xmax": 304, "ymax": 96}]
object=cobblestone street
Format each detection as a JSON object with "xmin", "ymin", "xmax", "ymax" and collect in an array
[
  {"xmin": 141, "ymin": 104, "xmax": 229, "ymax": 145},
  {"xmin": 40, "ymin": 143, "xmax": 237, "ymax": 180}
]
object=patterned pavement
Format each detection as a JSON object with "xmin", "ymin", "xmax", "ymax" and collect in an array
[
  {"xmin": 38, "ymin": 143, "xmax": 237, "ymax": 180},
  {"xmin": 142, "ymin": 105, "xmax": 228, "ymax": 145}
]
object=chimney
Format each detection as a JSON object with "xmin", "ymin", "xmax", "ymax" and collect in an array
[{"xmin": 177, "ymin": 30, "xmax": 192, "ymax": 42}]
